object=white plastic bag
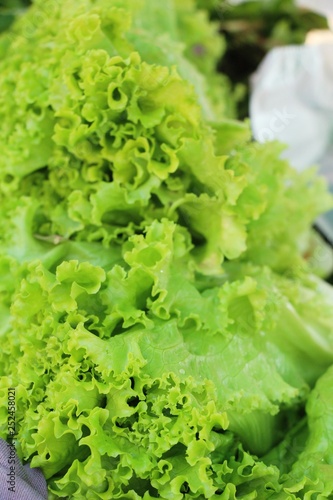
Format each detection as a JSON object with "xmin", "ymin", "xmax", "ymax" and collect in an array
[{"xmin": 250, "ymin": 43, "xmax": 333, "ymax": 171}]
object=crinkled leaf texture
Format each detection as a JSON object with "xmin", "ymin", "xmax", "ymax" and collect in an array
[
  {"xmin": 1, "ymin": 220, "xmax": 333, "ymax": 499},
  {"xmin": 0, "ymin": 0, "xmax": 331, "ymax": 276},
  {"xmin": 0, "ymin": 1, "xmax": 333, "ymax": 499}
]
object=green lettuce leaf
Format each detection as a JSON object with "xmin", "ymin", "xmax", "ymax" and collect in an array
[
  {"xmin": 1, "ymin": 220, "xmax": 333, "ymax": 498},
  {"xmin": 0, "ymin": 0, "xmax": 330, "ymax": 278},
  {"xmin": 0, "ymin": 1, "xmax": 333, "ymax": 499}
]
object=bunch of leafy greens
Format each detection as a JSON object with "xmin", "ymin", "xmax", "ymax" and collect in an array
[{"xmin": 0, "ymin": 0, "xmax": 333, "ymax": 499}]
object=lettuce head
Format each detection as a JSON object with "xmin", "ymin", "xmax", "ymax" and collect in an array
[{"xmin": 0, "ymin": 1, "xmax": 333, "ymax": 499}]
